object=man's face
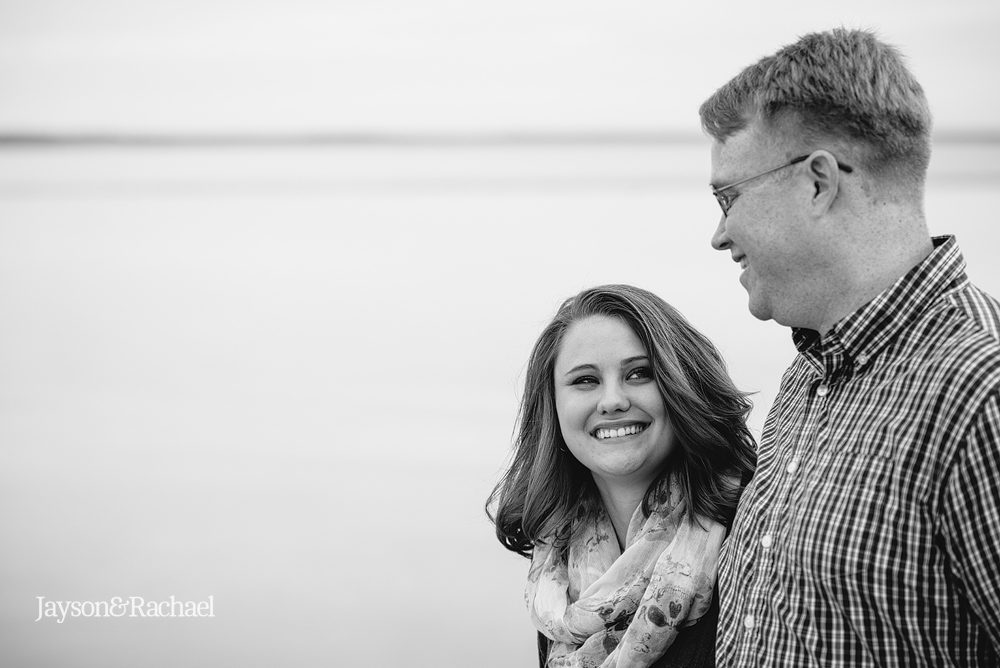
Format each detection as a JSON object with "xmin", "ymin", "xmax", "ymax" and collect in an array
[{"xmin": 709, "ymin": 124, "xmax": 817, "ymax": 327}]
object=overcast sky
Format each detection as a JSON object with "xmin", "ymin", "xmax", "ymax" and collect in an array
[{"xmin": 1, "ymin": 0, "xmax": 997, "ymax": 134}]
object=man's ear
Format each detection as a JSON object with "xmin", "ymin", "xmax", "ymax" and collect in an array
[{"xmin": 805, "ymin": 150, "xmax": 842, "ymax": 216}]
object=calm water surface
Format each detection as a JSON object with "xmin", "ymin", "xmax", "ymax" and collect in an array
[{"xmin": 1, "ymin": 142, "xmax": 998, "ymax": 667}]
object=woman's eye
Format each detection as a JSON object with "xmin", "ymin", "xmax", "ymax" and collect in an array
[
  {"xmin": 571, "ymin": 376, "xmax": 598, "ymax": 386},
  {"xmin": 626, "ymin": 367, "xmax": 652, "ymax": 381}
]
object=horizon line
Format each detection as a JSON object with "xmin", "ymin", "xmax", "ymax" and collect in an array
[{"xmin": 2, "ymin": 129, "xmax": 1000, "ymax": 148}]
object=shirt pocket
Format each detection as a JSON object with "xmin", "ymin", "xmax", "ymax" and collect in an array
[{"xmin": 784, "ymin": 420, "xmax": 903, "ymax": 585}]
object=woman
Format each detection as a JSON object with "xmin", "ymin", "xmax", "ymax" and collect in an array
[{"xmin": 487, "ymin": 285, "xmax": 755, "ymax": 667}]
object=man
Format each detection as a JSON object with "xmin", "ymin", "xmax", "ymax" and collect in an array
[{"xmin": 700, "ymin": 28, "xmax": 1000, "ymax": 666}]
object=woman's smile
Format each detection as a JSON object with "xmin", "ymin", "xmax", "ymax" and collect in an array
[{"xmin": 591, "ymin": 422, "xmax": 649, "ymax": 440}]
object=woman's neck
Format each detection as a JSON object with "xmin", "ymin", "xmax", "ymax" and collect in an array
[{"xmin": 593, "ymin": 478, "xmax": 649, "ymax": 552}]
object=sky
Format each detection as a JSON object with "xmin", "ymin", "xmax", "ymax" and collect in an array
[{"xmin": 0, "ymin": 0, "xmax": 998, "ymax": 134}]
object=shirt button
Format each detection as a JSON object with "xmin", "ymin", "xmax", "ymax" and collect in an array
[
  {"xmin": 744, "ymin": 615, "xmax": 755, "ymax": 629},
  {"xmin": 760, "ymin": 534, "xmax": 773, "ymax": 549},
  {"xmin": 857, "ymin": 354, "xmax": 869, "ymax": 366},
  {"xmin": 816, "ymin": 384, "xmax": 829, "ymax": 397},
  {"xmin": 786, "ymin": 459, "xmax": 799, "ymax": 474}
]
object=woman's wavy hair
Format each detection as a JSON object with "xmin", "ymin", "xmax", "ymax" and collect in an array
[{"xmin": 487, "ymin": 284, "xmax": 756, "ymax": 557}]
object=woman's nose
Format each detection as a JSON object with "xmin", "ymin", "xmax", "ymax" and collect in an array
[{"xmin": 598, "ymin": 382, "xmax": 630, "ymax": 414}]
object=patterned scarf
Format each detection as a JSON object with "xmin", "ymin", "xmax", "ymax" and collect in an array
[{"xmin": 526, "ymin": 475, "xmax": 725, "ymax": 668}]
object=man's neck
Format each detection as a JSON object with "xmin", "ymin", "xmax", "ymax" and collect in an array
[{"xmin": 813, "ymin": 234, "xmax": 934, "ymax": 337}]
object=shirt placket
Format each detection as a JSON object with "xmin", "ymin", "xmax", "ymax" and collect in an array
[{"xmin": 744, "ymin": 354, "xmax": 835, "ymax": 664}]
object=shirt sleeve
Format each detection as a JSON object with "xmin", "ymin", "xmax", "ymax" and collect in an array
[{"xmin": 940, "ymin": 390, "xmax": 1000, "ymax": 650}]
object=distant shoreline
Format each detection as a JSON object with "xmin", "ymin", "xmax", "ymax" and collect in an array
[{"xmin": 2, "ymin": 130, "xmax": 999, "ymax": 148}]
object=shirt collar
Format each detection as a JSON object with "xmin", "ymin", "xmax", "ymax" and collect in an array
[{"xmin": 792, "ymin": 235, "xmax": 968, "ymax": 372}]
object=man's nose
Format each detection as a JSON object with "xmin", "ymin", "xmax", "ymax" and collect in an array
[{"xmin": 711, "ymin": 214, "xmax": 731, "ymax": 251}]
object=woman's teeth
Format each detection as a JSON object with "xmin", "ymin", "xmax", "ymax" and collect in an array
[{"xmin": 595, "ymin": 424, "xmax": 646, "ymax": 440}]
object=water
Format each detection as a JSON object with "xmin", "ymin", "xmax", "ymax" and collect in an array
[{"xmin": 1, "ymin": 142, "xmax": 999, "ymax": 667}]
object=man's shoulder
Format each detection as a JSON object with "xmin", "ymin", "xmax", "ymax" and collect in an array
[
  {"xmin": 929, "ymin": 281, "xmax": 1000, "ymax": 361},
  {"xmin": 941, "ymin": 281, "xmax": 1000, "ymax": 343},
  {"xmin": 906, "ymin": 281, "xmax": 1000, "ymax": 395}
]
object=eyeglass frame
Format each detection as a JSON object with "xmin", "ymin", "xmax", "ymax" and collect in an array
[{"xmin": 712, "ymin": 153, "xmax": 854, "ymax": 217}]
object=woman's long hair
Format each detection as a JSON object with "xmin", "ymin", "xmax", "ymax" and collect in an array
[{"xmin": 486, "ymin": 284, "xmax": 756, "ymax": 557}]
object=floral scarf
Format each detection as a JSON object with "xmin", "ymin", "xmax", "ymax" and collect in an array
[{"xmin": 526, "ymin": 475, "xmax": 725, "ymax": 668}]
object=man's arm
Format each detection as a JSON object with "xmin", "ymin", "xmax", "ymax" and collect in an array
[{"xmin": 941, "ymin": 390, "xmax": 1000, "ymax": 649}]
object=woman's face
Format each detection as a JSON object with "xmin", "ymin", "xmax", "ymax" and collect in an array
[{"xmin": 553, "ymin": 315, "xmax": 675, "ymax": 492}]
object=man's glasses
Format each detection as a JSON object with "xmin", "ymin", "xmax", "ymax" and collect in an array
[{"xmin": 712, "ymin": 154, "xmax": 854, "ymax": 217}]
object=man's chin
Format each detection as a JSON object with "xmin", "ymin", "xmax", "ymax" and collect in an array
[
  {"xmin": 746, "ymin": 292, "xmax": 774, "ymax": 323},
  {"xmin": 748, "ymin": 305, "xmax": 773, "ymax": 322}
]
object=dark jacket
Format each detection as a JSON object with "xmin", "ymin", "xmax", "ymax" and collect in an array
[{"xmin": 536, "ymin": 590, "xmax": 718, "ymax": 668}]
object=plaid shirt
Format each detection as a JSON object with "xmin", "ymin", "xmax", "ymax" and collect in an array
[{"xmin": 717, "ymin": 236, "xmax": 1000, "ymax": 666}]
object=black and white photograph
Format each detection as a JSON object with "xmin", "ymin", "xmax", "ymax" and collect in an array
[{"xmin": 2, "ymin": 1, "xmax": 999, "ymax": 666}]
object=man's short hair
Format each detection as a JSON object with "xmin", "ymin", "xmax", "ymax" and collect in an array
[{"xmin": 699, "ymin": 28, "xmax": 932, "ymax": 183}]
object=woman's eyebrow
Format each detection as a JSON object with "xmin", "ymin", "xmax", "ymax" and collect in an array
[
  {"xmin": 621, "ymin": 355, "xmax": 648, "ymax": 366},
  {"xmin": 563, "ymin": 363, "xmax": 597, "ymax": 376},
  {"xmin": 563, "ymin": 356, "xmax": 648, "ymax": 376}
]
